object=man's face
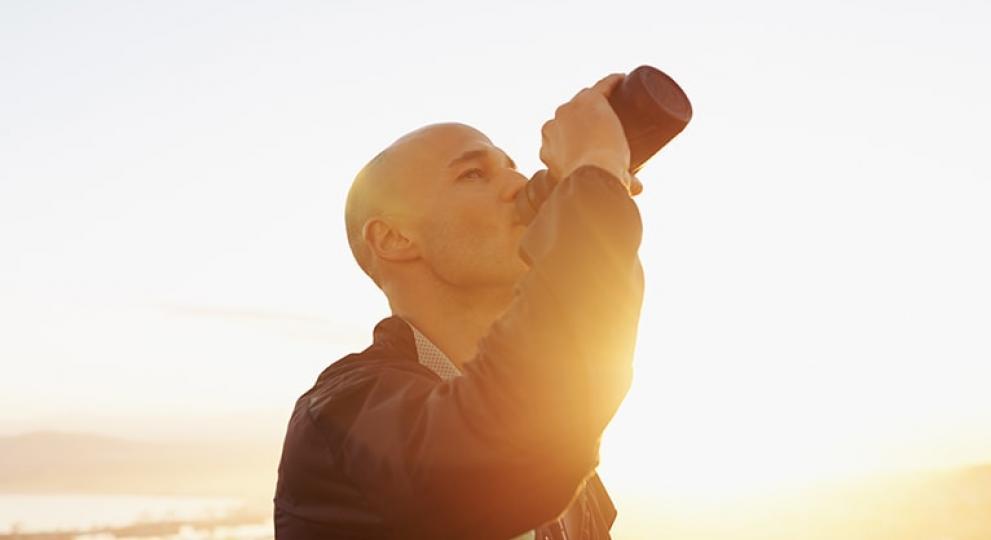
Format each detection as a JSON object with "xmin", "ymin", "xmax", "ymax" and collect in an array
[{"xmin": 393, "ymin": 123, "xmax": 529, "ymax": 290}]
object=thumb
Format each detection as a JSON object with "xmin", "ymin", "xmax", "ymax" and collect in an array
[
  {"xmin": 630, "ymin": 175, "xmax": 643, "ymax": 196},
  {"xmin": 590, "ymin": 73, "xmax": 625, "ymax": 98}
]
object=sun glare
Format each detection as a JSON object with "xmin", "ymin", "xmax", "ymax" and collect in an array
[{"xmin": 594, "ymin": 339, "xmax": 943, "ymax": 503}]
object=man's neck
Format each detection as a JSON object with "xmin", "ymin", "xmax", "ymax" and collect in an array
[{"xmin": 391, "ymin": 285, "xmax": 514, "ymax": 370}]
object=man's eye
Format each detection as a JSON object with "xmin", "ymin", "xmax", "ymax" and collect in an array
[{"xmin": 458, "ymin": 168, "xmax": 485, "ymax": 180}]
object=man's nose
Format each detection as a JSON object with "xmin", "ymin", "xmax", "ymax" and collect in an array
[{"xmin": 500, "ymin": 169, "xmax": 529, "ymax": 203}]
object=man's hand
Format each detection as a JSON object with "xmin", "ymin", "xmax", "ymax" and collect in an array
[{"xmin": 539, "ymin": 73, "xmax": 641, "ymax": 195}]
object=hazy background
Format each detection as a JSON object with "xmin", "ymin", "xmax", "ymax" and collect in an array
[{"xmin": 2, "ymin": 0, "xmax": 989, "ymax": 537}]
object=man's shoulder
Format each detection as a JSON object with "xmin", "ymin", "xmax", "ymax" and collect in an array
[
  {"xmin": 298, "ymin": 317, "xmax": 438, "ymax": 418},
  {"xmin": 307, "ymin": 352, "xmax": 421, "ymax": 396}
]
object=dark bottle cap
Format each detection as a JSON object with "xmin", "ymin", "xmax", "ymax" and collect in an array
[{"xmin": 610, "ymin": 65, "xmax": 692, "ymax": 173}]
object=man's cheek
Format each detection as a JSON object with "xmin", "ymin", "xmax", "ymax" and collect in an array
[{"xmin": 458, "ymin": 212, "xmax": 497, "ymax": 237}]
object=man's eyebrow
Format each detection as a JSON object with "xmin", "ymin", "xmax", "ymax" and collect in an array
[{"xmin": 448, "ymin": 149, "xmax": 517, "ymax": 170}]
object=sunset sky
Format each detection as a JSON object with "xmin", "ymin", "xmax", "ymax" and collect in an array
[{"xmin": 2, "ymin": 0, "xmax": 989, "ymax": 502}]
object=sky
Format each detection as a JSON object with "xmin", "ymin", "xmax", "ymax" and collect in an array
[{"xmin": 2, "ymin": 0, "xmax": 990, "ymax": 499}]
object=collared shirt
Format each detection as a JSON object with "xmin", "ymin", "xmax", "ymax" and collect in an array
[{"xmin": 404, "ymin": 320, "xmax": 538, "ymax": 540}]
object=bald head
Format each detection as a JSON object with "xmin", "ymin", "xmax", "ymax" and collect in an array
[
  {"xmin": 345, "ymin": 122, "xmax": 525, "ymax": 293},
  {"xmin": 346, "ymin": 123, "xmax": 483, "ymax": 286}
]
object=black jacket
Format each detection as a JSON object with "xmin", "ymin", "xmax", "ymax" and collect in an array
[{"xmin": 275, "ymin": 166, "xmax": 645, "ymax": 539}]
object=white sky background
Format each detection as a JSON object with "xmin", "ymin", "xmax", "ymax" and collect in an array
[{"xmin": 2, "ymin": 0, "xmax": 990, "ymax": 496}]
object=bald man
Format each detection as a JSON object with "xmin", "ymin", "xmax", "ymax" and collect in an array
[{"xmin": 275, "ymin": 74, "xmax": 644, "ymax": 539}]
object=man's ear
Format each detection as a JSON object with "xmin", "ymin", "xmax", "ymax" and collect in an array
[{"xmin": 362, "ymin": 217, "xmax": 420, "ymax": 263}]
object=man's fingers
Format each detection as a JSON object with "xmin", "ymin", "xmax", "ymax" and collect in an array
[
  {"xmin": 567, "ymin": 73, "xmax": 624, "ymax": 103},
  {"xmin": 590, "ymin": 73, "xmax": 624, "ymax": 98},
  {"xmin": 539, "ymin": 144, "xmax": 552, "ymax": 170},
  {"xmin": 539, "ymin": 119, "xmax": 555, "ymax": 168},
  {"xmin": 541, "ymin": 72, "xmax": 632, "ymax": 184}
]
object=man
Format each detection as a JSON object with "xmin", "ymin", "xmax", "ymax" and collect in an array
[{"xmin": 275, "ymin": 74, "xmax": 645, "ymax": 539}]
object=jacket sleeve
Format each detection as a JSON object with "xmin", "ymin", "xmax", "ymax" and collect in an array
[{"xmin": 326, "ymin": 165, "xmax": 644, "ymax": 539}]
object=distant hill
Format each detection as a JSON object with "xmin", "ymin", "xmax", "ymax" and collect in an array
[
  {"xmin": 3, "ymin": 431, "xmax": 990, "ymax": 538},
  {"xmin": 0, "ymin": 431, "xmax": 279, "ymax": 497}
]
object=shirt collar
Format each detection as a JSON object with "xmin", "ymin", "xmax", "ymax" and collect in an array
[{"xmin": 401, "ymin": 319, "xmax": 463, "ymax": 381}]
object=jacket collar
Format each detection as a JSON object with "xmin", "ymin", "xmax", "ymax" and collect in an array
[{"xmin": 370, "ymin": 315, "xmax": 417, "ymax": 358}]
